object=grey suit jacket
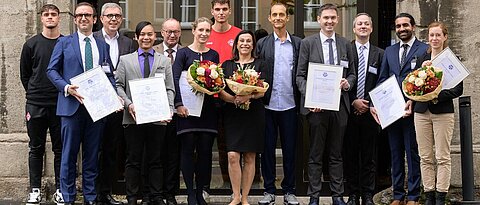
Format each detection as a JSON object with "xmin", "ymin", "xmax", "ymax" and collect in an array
[
  {"xmin": 93, "ymin": 30, "xmax": 135, "ymax": 68},
  {"xmin": 296, "ymin": 33, "xmax": 356, "ymax": 115},
  {"xmin": 115, "ymin": 51, "xmax": 175, "ymax": 125}
]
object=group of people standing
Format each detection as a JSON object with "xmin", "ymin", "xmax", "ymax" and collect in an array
[{"xmin": 20, "ymin": 1, "xmax": 462, "ymax": 205}]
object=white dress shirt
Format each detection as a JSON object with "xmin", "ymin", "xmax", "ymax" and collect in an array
[
  {"xmin": 77, "ymin": 31, "xmax": 100, "ymax": 70},
  {"xmin": 102, "ymin": 28, "xmax": 119, "ymax": 67},
  {"xmin": 319, "ymin": 31, "xmax": 338, "ymax": 65},
  {"xmin": 162, "ymin": 42, "xmax": 179, "ymax": 61},
  {"xmin": 355, "ymin": 41, "xmax": 370, "ymax": 77},
  {"xmin": 398, "ymin": 36, "xmax": 416, "ymax": 63}
]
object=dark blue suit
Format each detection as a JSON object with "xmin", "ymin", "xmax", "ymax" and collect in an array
[
  {"xmin": 377, "ymin": 38, "xmax": 427, "ymax": 202},
  {"xmin": 46, "ymin": 32, "xmax": 114, "ymax": 203}
]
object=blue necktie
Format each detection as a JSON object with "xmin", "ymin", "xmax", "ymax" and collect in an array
[
  {"xmin": 84, "ymin": 37, "xmax": 93, "ymax": 70},
  {"xmin": 357, "ymin": 45, "xmax": 366, "ymax": 99},
  {"xmin": 326, "ymin": 38, "xmax": 335, "ymax": 65}
]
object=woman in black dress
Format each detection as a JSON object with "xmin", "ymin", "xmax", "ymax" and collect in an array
[
  {"xmin": 219, "ymin": 30, "xmax": 265, "ymax": 205},
  {"xmin": 172, "ymin": 17, "xmax": 219, "ymax": 205}
]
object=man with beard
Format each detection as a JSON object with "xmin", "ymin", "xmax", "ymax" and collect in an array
[
  {"xmin": 20, "ymin": 4, "xmax": 64, "ymax": 205},
  {"xmin": 370, "ymin": 13, "xmax": 427, "ymax": 205},
  {"xmin": 93, "ymin": 3, "xmax": 134, "ymax": 205}
]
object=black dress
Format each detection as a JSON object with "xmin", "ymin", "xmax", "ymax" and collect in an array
[{"xmin": 222, "ymin": 59, "xmax": 265, "ymax": 153}]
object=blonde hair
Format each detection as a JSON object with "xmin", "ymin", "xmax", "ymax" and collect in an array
[{"xmin": 192, "ymin": 17, "xmax": 213, "ymax": 30}]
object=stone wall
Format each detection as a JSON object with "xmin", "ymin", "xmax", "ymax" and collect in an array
[
  {"xmin": 398, "ymin": 0, "xmax": 480, "ymax": 187},
  {"xmin": 0, "ymin": 0, "xmax": 73, "ymax": 200}
]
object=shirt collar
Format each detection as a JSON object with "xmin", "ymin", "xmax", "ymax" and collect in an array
[
  {"xmin": 401, "ymin": 36, "xmax": 416, "ymax": 48},
  {"xmin": 319, "ymin": 31, "xmax": 336, "ymax": 44},
  {"xmin": 78, "ymin": 32, "xmax": 94, "ymax": 42},
  {"xmin": 163, "ymin": 42, "xmax": 179, "ymax": 52},
  {"xmin": 101, "ymin": 28, "xmax": 119, "ymax": 40},
  {"xmin": 138, "ymin": 48, "xmax": 154, "ymax": 56},
  {"xmin": 355, "ymin": 41, "xmax": 370, "ymax": 51},
  {"xmin": 273, "ymin": 31, "xmax": 292, "ymax": 43}
]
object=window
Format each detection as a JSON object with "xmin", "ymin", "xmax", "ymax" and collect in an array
[
  {"xmin": 304, "ymin": 0, "xmax": 322, "ymax": 29},
  {"xmin": 181, "ymin": 0, "xmax": 197, "ymax": 28},
  {"xmin": 154, "ymin": 0, "xmax": 173, "ymax": 22},
  {"xmin": 242, "ymin": 0, "xmax": 258, "ymax": 31},
  {"xmin": 119, "ymin": 0, "xmax": 128, "ymax": 29}
]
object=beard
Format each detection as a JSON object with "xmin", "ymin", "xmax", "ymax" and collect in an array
[{"xmin": 396, "ymin": 30, "xmax": 413, "ymax": 41}]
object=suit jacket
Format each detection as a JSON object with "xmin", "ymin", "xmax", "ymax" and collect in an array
[
  {"xmin": 377, "ymin": 38, "xmax": 428, "ymax": 93},
  {"xmin": 115, "ymin": 51, "xmax": 175, "ymax": 125},
  {"xmin": 349, "ymin": 41, "xmax": 384, "ymax": 104},
  {"xmin": 93, "ymin": 30, "xmax": 135, "ymax": 69},
  {"xmin": 296, "ymin": 33, "xmax": 356, "ymax": 115},
  {"xmin": 46, "ymin": 32, "xmax": 115, "ymax": 117},
  {"xmin": 256, "ymin": 32, "xmax": 302, "ymax": 108},
  {"xmin": 413, "ymin": 52, "xmax": 463, "ymax": 114},
  {"xmin": 152, "ymin": 43, "xmax": 184, "ymax": 64}
]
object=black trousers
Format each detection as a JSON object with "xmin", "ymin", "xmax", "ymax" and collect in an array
[
  {"xmin": 180, "ymin": 132, "xmax": 215, "ymax": 194},
  {"xmin": 344, "ymin": 111, "xmax": 380, "ymax": 196},
  {"xmin": 125, "ymin": 124, "xmax": 166, "ymax": 200},
  {"xmin": 162, "ymin": 115, "xmax": 180, "ymax": 197},
  {"xmin": 26, "ymin": 104, "xmax": 62, "ymax": 189},
  {"xmin": 96, "ymin": 111, "xmax": 124, "ymax": 195},
  {"xmin": 307, "ymin": 103, "xmax": 348, "ymax": 198}
]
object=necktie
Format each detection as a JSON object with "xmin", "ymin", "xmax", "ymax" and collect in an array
[
  {"xmin": 166, "ymin": 48, "xmax": 174, "ymax": 64},
  {"xmin": 143, "ymin": 52, "xmax": 150, "ymax": 78},
  {"xmin": 84, "ymin": 37, "xmax": 93, "ymax": 70},
  {"xmin": 357, "ymin": 45, "xmax": 366, "ymax": 99},
  {"xmin": 326, "ymin": 38, "xmax": 335, "ymax": 65},
  {"xmin": 400, "ymin": 44, "xmax": 409, "ymax": 69}
]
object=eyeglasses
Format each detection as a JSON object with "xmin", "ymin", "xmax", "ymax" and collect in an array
[
  {"xmin": 74, "ymin": 13, "xmax": 93, "ymax": 19},
  {"xmin": 163, "ymin": 30, "xmax": 181, "ymax": 35},
  {"xmin": 103, "ymin": 14, "xmax": 122, "ymax": 20}
]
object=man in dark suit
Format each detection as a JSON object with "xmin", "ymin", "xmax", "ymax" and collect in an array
[
  {"xmin": 296, "ymin": 3, "xmax": 355, "ymax": 205},
  {"xmin": 371, "ymin": 13, "xmax": 428, "ymax": 205},
  {"xmin": 46, "ymin": 2, "xmax": 116, "ymax": 205},
  {"xmin": 256, "ymin": 3, "xmax": 302, "ymax": 205},
  {"xmin": 152, "ymin": 18, "xmax": 183, "ymax": 205},
  {"xmin": 93, "ymin": 3, "xmax": 134, "ymax": 205},
  {"xmin": 344, "ymin": 13, "xmax": 384, "ymax": 205}
]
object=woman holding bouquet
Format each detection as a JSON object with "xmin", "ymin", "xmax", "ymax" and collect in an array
[
  {"xmin": 413, "ymin": 21, "xmax": 463, "ymax": 205},
  {"xmin": 219, "ymin": 30, "xmax": 266, "ymax": 205},
  {"xmin": 172, "ymin": 17, "xmax": 219, "ymax": 205},
  {"xmin": 115, "ymin": 21, "xmax": 175, "ymax": 205}
]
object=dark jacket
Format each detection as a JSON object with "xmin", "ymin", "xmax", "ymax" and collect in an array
[
  {"xmin": 413, "ymin": 52, "xmax": 463, "ymax": 114},
  {"xmin": 93, "ymin": 30, "xmax": 135, "ymax": 69},
  {"xmin": 256, "ymin": 32, "xmax": 302, "ymax": 108}
]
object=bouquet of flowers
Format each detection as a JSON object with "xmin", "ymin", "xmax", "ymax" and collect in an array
[
  {"xmin": 402, "ymin": 65, "xmax": 443, "ymax": 102},
  {"xmin": 225, "ymin": 64, "xmax": 269, "ymax": 110},
  {"xmin": 187, "ymin": 60, "xmax": 225, "ymax": 95}
]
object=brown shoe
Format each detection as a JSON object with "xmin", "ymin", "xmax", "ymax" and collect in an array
[
  {"xmin": 406, "ymin": 201, "xmax": 418, "ymax": 205},
  {"xmin": 390, "ymin": 200, "xmax": 405, "ymax": 205}
]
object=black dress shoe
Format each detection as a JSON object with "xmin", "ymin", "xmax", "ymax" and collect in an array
[
  {"xmin": 127, "ymin": 197, "xmax": 137, "ymax": 205},
  {"xmin": 165, "ymin": 196, "xmax": 177, "ymax": 205},
  {"xmin": 309, "ymin": 197, "xmax": 319, "ymax": 205},
  {"xmin": 84, "ymin": 201, "xmax": 97, "ymax": 205},
  {"xmin": 332, "ymin": 197, "xmax": 347, "ymax": 205},
  {"xmin": 64, "ymin": 203, "xmax": 75, "ymax": 205},
  {"xmin": 347, "ymin": 194, "xmax": 359, "ymax": 205},
  {"xmin": 362, "ymin": 193, "xmax": 374, "ymax": 205},
  {"xmin": 195, "ymin": 191, "xmax": 207, "ymax": 205},
  {"xmin": 98, "ymin": 194, "xmax": 123, "ymax": 205},
  {"xmin": 150, "ymin": 198, "xmax": 166, "ymax": 205}
]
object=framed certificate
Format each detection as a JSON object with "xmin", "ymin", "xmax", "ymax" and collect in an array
[
  {"xmin": 70, "ymin": 67, "xmax": 122, "ymax": 122},
  {"xmin": 432, "ymin": 47, "xmax": 470, "ymax": 89},
  {"xmin": 304, "ymin": 63, "xmax": 343, "ymax": 111},
  {"xmin": 369, "ymin": 76, "xmax": 406, "ymax": 129},
  {"xmin": 129, "ymin": 77, "xmax": 171, "ymax": 124}
]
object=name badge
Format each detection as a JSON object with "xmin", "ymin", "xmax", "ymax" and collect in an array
[
  {"xmin": 368, "ymin": 66, "xmax": 377, "ymax": 74},
  {"xmin": 155, "ymin": 73, "xmax": 165, "ymax": 79},
  {"xmin": 101, "ymin": 62, "xmax": 111, "ymax": 73},
  {"xmin": 340, "ymin": 60, "xmax": 349, "ymax": 68},
  {"xmin": 410, "ymin": 57, "xmax": 417, "ymax": 70}
]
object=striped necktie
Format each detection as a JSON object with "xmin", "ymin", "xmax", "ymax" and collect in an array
[
  {"xmin": 357, "ymin": 45, "xmax": 366, "ymax": 99},
  {"xmin": 84, "ymin": 37, "xmax": 93, "ymax": 70}
]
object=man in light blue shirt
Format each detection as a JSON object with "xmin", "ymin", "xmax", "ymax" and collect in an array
[{"xmin": 256, "ymin": 2, "xmax": 302, "ymax": 205}]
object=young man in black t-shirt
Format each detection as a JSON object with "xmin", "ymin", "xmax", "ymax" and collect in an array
[{"xmin": 20, "ymin": 4, "xmax": 64, "ymax": 205}]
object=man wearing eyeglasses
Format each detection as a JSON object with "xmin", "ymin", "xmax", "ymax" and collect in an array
[
  {"xmin": 46, "ymin": 2, "xmax": 118, "ymax": 205},
  {"xmin": 152, "ymin": 18, "xmax": 182, "ymax": 205},
  {"xmin": 93, "ymin": 3, "xmax": 134, "ymax": 205}
]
